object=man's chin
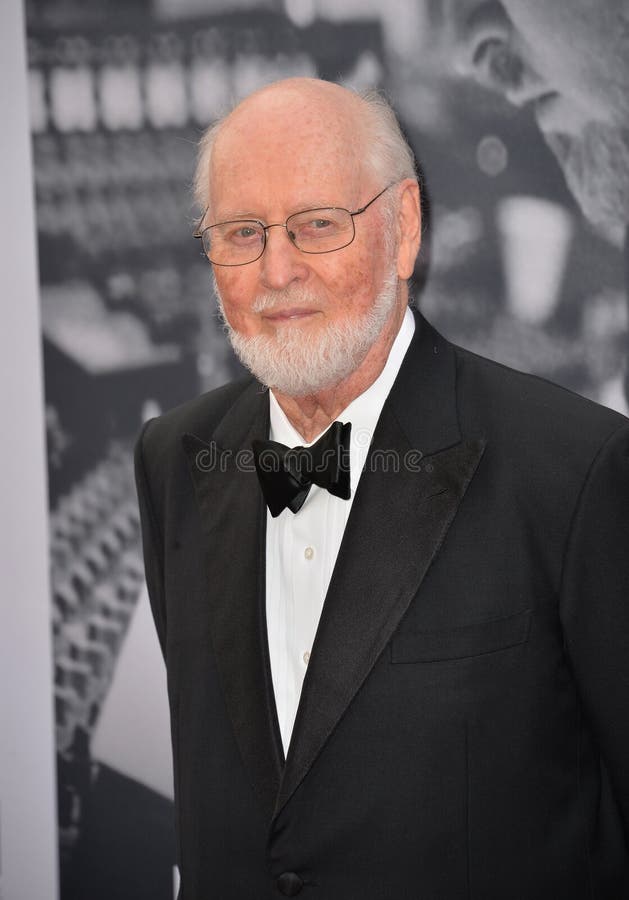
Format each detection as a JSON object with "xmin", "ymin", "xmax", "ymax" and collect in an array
[
  {"xmin": 225, "ymin": 322, "xmax": 355, "ymax": 397},
  {"xmin": 544, "ymin": 126, "xmax": 629, "ymax": 248}
]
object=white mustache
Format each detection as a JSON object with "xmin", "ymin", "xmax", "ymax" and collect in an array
[{"xmin": 252, "ymin": 290, "xmax": 321, "ymax": 314}]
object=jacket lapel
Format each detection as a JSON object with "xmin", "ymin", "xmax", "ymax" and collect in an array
[
  {"xmin": 274, "ymin": 312, "xmax": 486, "ymax": 817},
  {"xmin": 181, "ymin": 381, "xmax": 284, "ymax": 821}
]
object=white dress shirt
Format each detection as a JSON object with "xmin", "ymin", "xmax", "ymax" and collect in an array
[{"xmin": 265, "ymin": 307, "xmax": 415, "ymax": 755}]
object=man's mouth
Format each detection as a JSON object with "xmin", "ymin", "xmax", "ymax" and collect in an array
[{"xmin": 261, "ymin": 306, "xmax": 319, "ymax": 322}]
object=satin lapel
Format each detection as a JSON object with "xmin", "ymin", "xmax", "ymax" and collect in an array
[
  {"xmin": 274, "ymin": 312, "xmax": 487, "ymax": 818},
  {"xmin": 181, "ymin": 382, "xmax": 283, "ymax": 821}
]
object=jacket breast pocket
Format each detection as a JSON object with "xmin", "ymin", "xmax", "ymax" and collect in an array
[{"xmin": 391, "ymin": 608, "xmax": 533, "ymax": 663}]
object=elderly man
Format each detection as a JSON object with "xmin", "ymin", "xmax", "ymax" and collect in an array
[{"xmin": 135, "ymin": 78, "xmax": 629, "ymax": 899}]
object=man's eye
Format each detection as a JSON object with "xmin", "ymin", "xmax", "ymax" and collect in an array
[
  {"xmin": 227, "ymin": 226, "xmax": 259, "ymax": 242},
  {"xmin": 298, "ymin": 218, "xmax": 336, "ymax": 237}
]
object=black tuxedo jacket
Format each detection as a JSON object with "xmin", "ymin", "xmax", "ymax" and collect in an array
[{"xmin": 135, "ymin": 310, "xmax": 629, "ymax": 899}]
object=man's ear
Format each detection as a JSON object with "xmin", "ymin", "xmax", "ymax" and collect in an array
[{"xmin": 396, "ymin": 179, "xmax": 422, "ymax": 280}]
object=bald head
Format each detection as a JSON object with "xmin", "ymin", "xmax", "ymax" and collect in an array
[
  {"xmin": 221, "ymin": 77, "xmax": 367, "ymax": 145},
  {"xmin": 194, "ymin": 78, "xmax": 417, "ymax": 216}
]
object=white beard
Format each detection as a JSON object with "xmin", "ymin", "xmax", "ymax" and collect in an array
[{"xmin": 214, "ymin": 265, "xmax": 401, "ymax": 397}]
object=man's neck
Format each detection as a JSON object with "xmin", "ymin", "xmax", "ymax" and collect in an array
[{"xmin": 272, "ymin": 301, "xmax": 407, "ymax": 443}]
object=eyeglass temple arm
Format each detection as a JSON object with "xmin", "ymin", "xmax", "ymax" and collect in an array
[
  {"xmin": 192, "ymin": 207, "xmax": 209, "ymax": 238},
  {"xmin": 349, "ymin": 183, "xmax": 394, "ymax": 217}
]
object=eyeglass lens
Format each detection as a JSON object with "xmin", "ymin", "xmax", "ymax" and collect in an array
[{"xmin": 201, "ymin": 207, "xmax": 356, "ymax": 265}]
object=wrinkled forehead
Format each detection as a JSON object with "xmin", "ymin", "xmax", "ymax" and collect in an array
[{"xmin": 209, "ymin": 89, "xmax": 370, "ymax": 215}]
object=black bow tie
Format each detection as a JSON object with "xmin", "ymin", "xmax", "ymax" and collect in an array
[{"xmin": 252, "ymin": 421, "xmax": 352, "ymax": 517}]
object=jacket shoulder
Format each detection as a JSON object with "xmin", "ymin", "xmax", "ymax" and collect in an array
[
  {"xmin": 453, "ymin": 342, "xmax": 627, "ymax": 452},
  {"xmin": 136, "ymin": 375, "xmax": 255, "ymax": 472}
]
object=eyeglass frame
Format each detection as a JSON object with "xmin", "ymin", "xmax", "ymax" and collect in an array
[{"xmin": 192, "ymin": 182, "xmax": 396, "ymax": 267}]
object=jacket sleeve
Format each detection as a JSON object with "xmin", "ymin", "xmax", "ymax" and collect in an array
[
  {"xmin": 559, "ymin": 420, "xmax": 629, "ymax": 836},
  {"xmin": 134, "ymin": 419, "xmax": 167, "ymax": 659}
]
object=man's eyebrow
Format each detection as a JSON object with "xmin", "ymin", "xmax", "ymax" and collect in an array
[
  {"xmin": 212, "ymin": 212, "xmax": 264, "ymax": 222},
  {"xmin": 213, "ymin": 201, "xmax": 348, "ymax": 223},
  {"xmin": 290, "ymin": 201, "xmax": 350, "ymax": 213}
]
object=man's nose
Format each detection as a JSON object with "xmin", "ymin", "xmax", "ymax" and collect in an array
[{"xmin": 258, "ymin": 225, "xmax": 308, "ymax": 291}]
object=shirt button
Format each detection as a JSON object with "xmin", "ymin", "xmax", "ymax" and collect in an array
[
  {"xmin": 304, "ymin": 546, "xmax": 314, "ymax": 560},
  {"xmin": 302, "ymin": 651, "xmax": 310, "ymax": 665},
  {"xmin": 277, "ymin": 872, "xmax": 303, "ymax": 896}
]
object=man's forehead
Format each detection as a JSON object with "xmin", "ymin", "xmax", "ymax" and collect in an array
[
  {"xmin": 216, "ymin": 113, "xmax": 349, "ymax": 160},
  {"xmin": 211, "ymin": 100, "xmax": 364, "ymax": 204},
  {"xmin": 214, "ymin": 122, "xmax": 357, "ymax": 175},
  {"xmin": 210, "ymin": 160, "xmax": 364, "ymax": 220}
]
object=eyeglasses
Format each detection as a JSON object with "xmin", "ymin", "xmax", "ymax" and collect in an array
[{"xmin": 193, "ymin": 183, "xmax": 394, "ymax": 267}]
